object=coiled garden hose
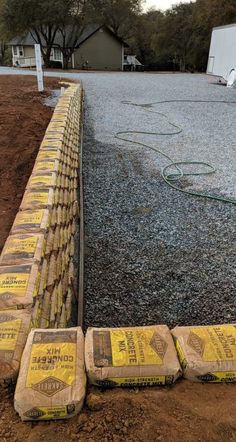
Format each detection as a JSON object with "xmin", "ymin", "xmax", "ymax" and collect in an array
[{"xmin": 115, "ymin": 99, "xmax": 236, "ymax": 205}]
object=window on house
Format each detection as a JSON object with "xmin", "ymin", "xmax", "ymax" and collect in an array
[
  {"xmin": 18, "ymin": 46, "xmax": 24, "ymax": 57},
  {"xmin": 12, "ymin": 46, "xmax": 18, "ymax": 56},
  {"xmin": 53, "ymin": 48, "xmax": 62, "ymax": 61}
]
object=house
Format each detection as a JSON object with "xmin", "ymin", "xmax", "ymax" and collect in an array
[{"xmin": 10, "ymin": 25, "xmax": 128, "ymax": 71}]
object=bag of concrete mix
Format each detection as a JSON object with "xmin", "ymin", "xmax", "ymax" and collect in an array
[
  {"xmin": 20, "ymin": 188, "xmax": 54, "ymax": 210},
  {"xmin": 26, "ymin": 172, "xmax": 57, "ymax": 189},
  {"xmin": 0, "ymin": 264, "xmax": 40, "ymax": 310},
  {"xmin": 172, "ymin": 324, "xmax": 236, "ymax": 383},
  {"xmin": 36, "ymin": 150, "xmax": 61, "ymax": 162},
  {"xmin": 32, "ymin": 159, "xmax": 60, "ymax": 174},
  {"xmin": 41, "ymin": 139, "xmax": 63, "ymax": 150},
  {"xmin": 14, "ymin": 327, "xmax": 86, "ymax": 421},
  {"xmin": 11, "ymin": 210, "xmax": 50, "ymax": 235},
  {"xmin": 0, "ymin": 309, "xmax": 31, "ymax": 384},
  {"xmin": 46, "ymin": 127, "xmax": 65, "ymax": 138},
  {"xmin": 85, "ymin": 325, "xmax": 181, "ymax": 387},
  {"xmin": 48, "ymin": 121, "xmax": 67, "ymax": 131},
  {"xmin": 0, "ymin": 233, "xmax": 45, "ymax": 266}
]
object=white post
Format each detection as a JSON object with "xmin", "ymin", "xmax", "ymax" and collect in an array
[
  {"xmin": 34, "ymin": 44, "xmax": 44, "ymax": 92},
  {"xmin": 121, "ymin": 44, "xmax": 124, "ymax": 71}
]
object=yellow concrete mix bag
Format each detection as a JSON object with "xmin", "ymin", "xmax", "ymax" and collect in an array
[
  {"xmin": 26, "ymin": 172, "xmax": 58, "ymax": 189},
  {"xmin": 14, "ymin": 327, "xmax": 86, "ymax": 421},
  {"xmin": 85, "ymin": 325, "xmax": 181, "ymax": 387},
  {"xmin": 0, "ymin": 264, "xmax": 40, "ymax": 309},
  {"xmin": 0, "ymin": 233, "xmax": 45, "ymax": 266},
  {"xmin": 11, "ymin": 210, "xmax": 50, "ymax": 235},
  {"xmin": 36, "ymin": 150, "xmax": 62, "ymax": 162},
  {"xmin": 0, "ymin": 309, "xmax": 31, "ymax": 384},
  {"xmin": 171, "ymin": 324, "xmax": 236, "ymax": 383},
  {"xmin": 20, "ymin": 188, "xmax": 54, "ymax": 210},
  {"xmin": 40, "ymin": 142, "xmax": 63, "ymax": 153},
  {"xmin": 32, "ymin": 159, "xmax": 61, "ymax": 174},
  {"xmin": 46, "ymin": 127, "xmax": 65, "ymax": 137}
]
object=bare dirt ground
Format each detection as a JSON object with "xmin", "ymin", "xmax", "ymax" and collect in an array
[
  {"xmin": 0, "ymin": 382, "xmax": 236, "ymax": 442},
  {"xmin": 0, "ymin": 75, "xmax": 60, "ymax": 253},
  {"xmin": 0, "ymin": 74, "xmax": 235, "ymax": 442}
]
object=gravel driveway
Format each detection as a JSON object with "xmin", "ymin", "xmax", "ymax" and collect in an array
[
  {"xmin": 1, "ymin": 69, "xmax": 235, "ymax": 328},
  {"xmin": 81, "ymin": 73, "xmax": 236, "ymax": 328}
]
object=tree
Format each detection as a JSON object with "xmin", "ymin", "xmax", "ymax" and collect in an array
[
  {"xmin": 159, "ymin": 3, "xmax": 194, "ymax": 71},
  {"xmin": 1, "ymin": 0, "xmax": 59, "ymax": 67},
  {"xmin": 0, "ymin": 0, "xmax": 7, "ymax": 65},
  {"xmin": 0, "ymin": 0, "xmax": 91, "ymax": 68},
  {"xmin": 91, "ymin": 0, "xmax": 143, "ymax": 39},
  {"xmin": 53, "ymin": 0, "xmax": 91, "ymax": 69},
  {"xmin": 129, "ymin": 9, "xmax": 165, "ymax": 66},
  {"xmin": 130, "ymin": 0, "xmax": 236, "ymax": 72},
  {"xmin": 190, "ymin": 0, "xmax": 236, "ymax": 70}
]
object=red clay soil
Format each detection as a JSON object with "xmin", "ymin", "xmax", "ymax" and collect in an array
[
  {"xmin": 0, "ymin": 75, "xmax": 60, "ymax": 253},
  {"xmin": 0, "ymin": 75, "xmax": 235, "ymax": 442},
  {"xmin": 0, "ymin": 382, "xmax": 236, "ymax": 442}
]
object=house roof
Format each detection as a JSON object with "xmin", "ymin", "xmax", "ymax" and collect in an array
[
  {"xmin": 10, "ymin": 25, "xmax": 128, "ymax": 48},
  {"xmin": 75, "ymin": 25, "xmax": 129, "ymax": 48}
]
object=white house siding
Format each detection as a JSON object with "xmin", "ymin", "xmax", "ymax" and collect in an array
[
  {"xmin": 12, "ymin": 45, "xmax": 63, "ymax": 67},
  {"xmin": 12, "ymin": 45, "xmax": 36, "ymax": 67}
]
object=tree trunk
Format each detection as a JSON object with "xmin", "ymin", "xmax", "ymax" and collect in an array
[
  {"xmin": 0, "ymin": 43, "xmax": 6, "ymax": 65},
  {"xmin": 42, "ymin": 47, "xmax": 52, "ymax": 68},
  {"xmin": 62, "ymin": 49, "xmax": 73, "ymax": 70},
  {"xmin": 63, "ymin": 54, "xmax": 70, "ymax": 70}
]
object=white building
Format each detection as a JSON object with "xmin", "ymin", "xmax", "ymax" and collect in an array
[{"xmin": 207, "ymin": 23, "xmax": 236, "ymax": 84}]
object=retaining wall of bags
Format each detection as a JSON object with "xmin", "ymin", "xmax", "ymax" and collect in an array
[{"xmin": 0, "ymin": 83, "xmax": 82, "ymax": 383}]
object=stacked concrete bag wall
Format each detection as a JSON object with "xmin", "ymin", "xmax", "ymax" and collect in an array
[{"xmin": 0, "ymin": 83, "xmax": 82, "ymax": 383}]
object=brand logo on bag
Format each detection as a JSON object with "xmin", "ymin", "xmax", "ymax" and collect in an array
[
  {"xmin": 32, "ymin": 376, "xmax": 69, "ymax": 397},
  {"xmin": 150, "ymin": 333, "xmax": 168, "ymax": 359},
  {"xmin": 188, "ymin": 332, "xmax": 205, "ymax": 357},
  {"xmin": 24, "ymin": 407, "xmax": 45, "ymax": 419},
  {"xmin": 0, "ymin": 292, "xmax": 13, "ymax": 301},
  {"xmin": 0, "ymin": 314, "xmax": 16, "ymax": 323},
  {"xmin": 197, "ymin": 373, "xmax": 219, "ymax": 382}
]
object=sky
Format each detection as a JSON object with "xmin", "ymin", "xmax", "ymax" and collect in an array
[{"xmin": 144, "ymin": 0, "xmax": 192, "ymax": 11}]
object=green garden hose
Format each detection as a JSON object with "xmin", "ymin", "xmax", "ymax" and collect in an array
[{"xmin": 115, "ymin": 99, "xmax": 236, "ymax": 205}]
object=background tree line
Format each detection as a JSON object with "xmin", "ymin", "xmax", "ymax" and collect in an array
[
  {"xmin": 131, "ymin": 0, "xmax": 236, "ymax": 71},
  {"xmin": 0, "ymin": 0, "xmax": 236, "ymax": 70}
]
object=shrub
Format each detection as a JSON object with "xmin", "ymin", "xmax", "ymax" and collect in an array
[{"xmin": 48, "ymin": 60, "xmax": 62, "ymax": 69}]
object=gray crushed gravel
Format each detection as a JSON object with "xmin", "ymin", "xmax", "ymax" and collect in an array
[
  {"xmin": 81, "ymin": 73, "xmax": 236, "ymax": 329},
  {"xmin": 44, "ymin": 89, "xmax": 61, "ymax": 107}
]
